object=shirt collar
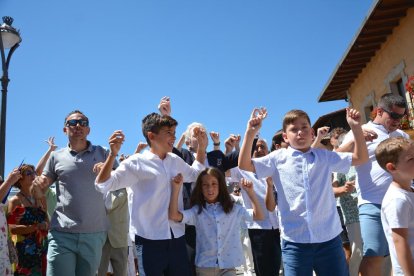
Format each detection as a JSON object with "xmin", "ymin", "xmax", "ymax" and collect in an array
[
  {"xmin": 286, "ymin": 146, "xmax": 314, "ymax": 156},
  {"xmin": 67, "ymin": 141, "xmax": 93, "ymax": 154}
]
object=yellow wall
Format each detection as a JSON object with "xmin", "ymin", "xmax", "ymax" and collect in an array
[{"xmin": 348, "ymin": 8, "xmax": 414, "ymax": 119}]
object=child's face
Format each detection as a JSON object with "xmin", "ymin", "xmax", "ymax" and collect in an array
[
  {"xmin": 283, "ymin": 117, "xmax": 314, "ymax": 152},
  {"xmin": 201, "ymin": 174, "xmax": 219, "ymax": 204},
  {"xmin": 393, "ymin": 144, "xmax": 414, "ymax": 181},
  {"xmin": 150, "ymin": 126, "xmax": 176, "ymax": 154}
]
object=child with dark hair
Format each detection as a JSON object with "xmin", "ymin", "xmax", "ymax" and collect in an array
[
  {"xmin": 96, "ymin": 112, "xmax": 208, "ymax": 276},
  {"xmin": 169, "ymin": 168, "xmax": 264, "ymax": 276}
]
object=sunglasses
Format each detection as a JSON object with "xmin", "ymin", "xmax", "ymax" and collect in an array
[
  {"xmin": 382, "ymin": 109, "xmax": 405, "ymax": 120},
  {"xmin": 24, "ymin": 170, "xmax": 37, "ymax": 176},
  {"xmin": 66, "ymin": 119, "xmax": 89, "ymax": 127}
]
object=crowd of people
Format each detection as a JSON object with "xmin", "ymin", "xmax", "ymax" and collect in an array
[{"xmin": 0, "ymin": 93, "xmax": 412, "ymax": 276}]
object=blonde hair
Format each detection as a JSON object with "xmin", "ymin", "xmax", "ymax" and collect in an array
[{"xmin": 375, "ymin": 137, "xmax": 414, "ymax": 172}]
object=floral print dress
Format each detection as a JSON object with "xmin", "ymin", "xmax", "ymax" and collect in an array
[
  {"xmin": 7, "ymin": 206, "xmax": 48, "ymax": 276},
  {"xmin": 0, "ymin": 204, "xmax": 12, "ymax": 276}
]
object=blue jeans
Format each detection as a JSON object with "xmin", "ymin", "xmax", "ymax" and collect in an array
[{"xmin": 281, "ymin": 235, "xmax": 348, "ymax": 276}]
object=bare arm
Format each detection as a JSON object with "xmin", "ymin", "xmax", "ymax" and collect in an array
[
  {"xmin": 240, "ymin": 178, "xmax": 264, "ymax": 220},
  {"xmin": 265, "ymin": 177, "xmax": 276, "ymax": 211},
  {"xmin": 175, "ymin": 132, "xmax": 186, "ymax": 151},
  {"xmin": 35, "ymin": 137, "xmax": 57, "ymax": 175},
  {"xmin": 194, "ymin": 127, "xmax": 207, "ymax": 165},
  {"xmin": 239, "ymin": 108, "xmax": 267, "ymax": 172},
  {"xmin": 169, "ymin": 174, "xmax": 184, "ymax": 222},
  {"xmin": 392, "ymin": 228, "xmax": 414, "ymax": 275},
  {"xmin": 158, "ymin": 96, "xmax": 171, "ymax": 116},
  {"xmin": 0, "ymin": 169, "xmax": 21, "ymax": 202},
  {"xmin": 96, "ymin": 130, "xmax": 124, "ymax": 184},
  {"xmin": 346, "ymin": 108, "xmax": 369, "ymax": 166},
  {"xmin": 134, "ymin": 142, "xmax": 148, "ymax": 154}
]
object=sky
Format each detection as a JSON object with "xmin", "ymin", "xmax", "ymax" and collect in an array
[{"xmin": 1, "ymin": 0, "xmax": 374, "ymax": 176}]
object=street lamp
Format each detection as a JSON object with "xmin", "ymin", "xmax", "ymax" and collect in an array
[{"xmin": 0, "ymin": 16, "xmax": 21, "ymax": 179}]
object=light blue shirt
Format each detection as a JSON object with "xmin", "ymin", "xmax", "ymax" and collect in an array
[
  {"xmin": 182, "ymin": 203, "xmax": 253, "ymax": 269},
  {"xmin": 253, "ymin": 147, "xmax": 352, "ymax": 243}
]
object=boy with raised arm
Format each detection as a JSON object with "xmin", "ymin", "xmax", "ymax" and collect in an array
[
  {"xmin": 238, "ymin": 108, "xmax": 368, "ymax": 276},
  {"xmin": 95, "ymin": 112, "xmax": 208, "ymax": 276}
]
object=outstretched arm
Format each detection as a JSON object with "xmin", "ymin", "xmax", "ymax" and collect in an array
[
  {"xmin": 35, "ymin": 137, "xmax": 57, "ymax": 175},
  {"xmin": 169, "ymin": 173, "xmax": 184, "ymax": 222},
  {"xmin": 240, "ymin": 178, "xmax": 264, "ymax": 220},
  {"xmin": 0, "ymin": 168, "xmax": 21, "ymax": 202},
  {"xmin": 210, "ymin": 131, "xmax": 221, "ymax": 151},
  {"xmin": 238, "ymin": 108, "xmax": 267, "ymax": 172},
  {"xmin": 346, "ymin": 108, "xmax": 368, "ymax": 166},
  {"xmin": 158, "ymin": 96, "xmax": 171, "ymax": 116}
]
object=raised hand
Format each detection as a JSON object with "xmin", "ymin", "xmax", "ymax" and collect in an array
[
  {"xmin": 361, "ymin": 126, "xmax": 378, "ymax": 142},
  {"xmin": 158, "ymin": 96, "xmax": 171, "ymax": 116},
  {"xmin": 194, "ymin": 127, "xmax": 208, "ymax": 151},
  {"xmin": 171, "ymin": 173, "xmax": 183, "ymax": 188},
  {"xmin": 93, "ymin": 162, "xmax": 105, "ymax": 174},
  {"xmin": 109, "ymin": 130, "xmax": 125, "ymax": 156},
  {"xmin": 5, "ymin": 168, "xmax": 22, "ymax": 184},
  {"xmin": 240, "ymin": 178, "xmax": 254, "ymax": 194},
  {"xmin": 346, "ymin": 108, "xmax": 362, "ymax": 128},
  {"xmin": 209, "ymin": 131, "xmax": 220, "ymax": 144},
  {"xmin": 45, "ymin": 137, "xmax": 58, "ymax": 151},
  {"xmin": 248, "ymin": 107, "xmax": 267, "ymax": 133},
  {"xmin": 316, "ymin": 126, "xmax": 330, "ymax": 140},
  {"xmin": 135, "ymin": 142, "xmax": 148, "ymax": 154}
]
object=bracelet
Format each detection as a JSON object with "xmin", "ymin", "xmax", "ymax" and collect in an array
[
  {"xmin": 109, "ymin": 152, "xmax": 118, "ymax": 157},
  {"xmin": 213, "ymin": 142, "xmax": 220, "ymax": 146}
]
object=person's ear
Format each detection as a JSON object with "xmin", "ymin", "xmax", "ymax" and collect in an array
[
  {"xmin": 63, "ymin": 126, "xmax": 67, "ymax": 135},
  {"xmin": 385, "ymin": 162, "xmax": 396, "ymax": 172},
  {"xmin": 282, "ymin": 132, "xmax": 288, "ymax": 143},
  {"xmin": 148, "ymin": 132, "xmax": 155, "ymax": 142}
]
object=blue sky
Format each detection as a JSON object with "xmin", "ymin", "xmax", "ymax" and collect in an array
[{"xmin": 1, "ymin": 0, "xmax": 373, "ymax": 175}]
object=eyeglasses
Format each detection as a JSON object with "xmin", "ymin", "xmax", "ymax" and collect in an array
[
  {"xmin": 66, "ymin": 119, "xmax": 89, "ymax": 127},
  {"xmin": 24, "ymin": 171, "xmax": 37, "ymax": 176}
]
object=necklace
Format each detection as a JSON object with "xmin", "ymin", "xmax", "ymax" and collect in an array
[{"xmin": 19, "ymin": 192, "xmax": 35, "ymax": 206}]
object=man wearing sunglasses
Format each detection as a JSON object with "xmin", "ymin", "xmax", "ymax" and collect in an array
[
  {"xmin": 34, "ymin": 110, "xmax": 115, "ymax": 276},
  {"xmin": 338, "ymin": 94, "xmax": 409, "ymax": 276}
]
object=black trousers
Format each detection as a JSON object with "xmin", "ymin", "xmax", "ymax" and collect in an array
[
  {"xmin": 248, "ymin": 228, "xmax": 282, "ymax": 276},
  {"xmin": 135, "ymin": 234, "xmax": 191, "ymax": 276}
]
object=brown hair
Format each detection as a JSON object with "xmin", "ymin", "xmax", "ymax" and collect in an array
[
  {"xmin": 190, "ymin": 168, "xmax": 234, "ymax": 214},
  {"xmin": 14, "ymin": 164, "xmax": 36, "ymax": 189},
  {"xmin": 375, "ymin": 137, "xmax": 414, "ymax": 172},
  {"xmin": 141, "ymin": 113, "xmax": 178, "ymax": 146},
  {"xmin": 282, "ymin": 110, "xmax": 311, "ymax": 131}
]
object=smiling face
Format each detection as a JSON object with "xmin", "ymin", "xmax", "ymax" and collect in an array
[
  {"xmin": 392, "ymin": 144, "xmax": 414, "ymax": 182},
  {"xmin": 253, "ymin": 139, "xmax": 269, "ymax": 158},
  {"xmin": 376, "ymin": 105, "xmax": 406, "ymax": 133},
  {"xmin": 283, "ymin": 117, "xmax": 314, "ymax": 152},
  {"xmin": 201, "ymin": 174, "xmax": 219, "ymax": 204},
  {"xmin": 149, "ymin": 125, "xmax": 176, "ymax": 157}
]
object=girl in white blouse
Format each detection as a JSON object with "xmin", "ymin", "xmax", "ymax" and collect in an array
[{"xmin": 169, "ymin": 168, "xmax": 264, "ymax": 276}]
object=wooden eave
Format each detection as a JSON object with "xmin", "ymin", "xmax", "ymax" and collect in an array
[{"xmin": 318, "ymin": 0, "xmax": 414, "ymax": 102}]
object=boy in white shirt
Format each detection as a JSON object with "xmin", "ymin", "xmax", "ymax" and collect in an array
[
  {"xmin": 95, "ymin": 113, "xmax": 208, "ymax": 276},
  {"xmin": 376, "ymin": 137, "xmax": 414, "ymax": 275},
  {"xmin": 238, "ymin": 107, "xmax": 368, "ymax": 275}
]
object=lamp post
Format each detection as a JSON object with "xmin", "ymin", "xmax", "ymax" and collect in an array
[{"xmin": 0, "ymin": 16, "xmax": 21, "ymax": 179}]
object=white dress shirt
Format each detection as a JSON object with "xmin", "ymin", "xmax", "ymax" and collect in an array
[
  {"xmin": 253, "ymin": 147, "xmax": 352, "ymax": 243},
  {"xmin": 95, "ymin": 150, "xmax": 204, "ymax": 240},
  {"xmin": 182, "ymin": 203, "xmax": 253, "ymax": 269}
]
